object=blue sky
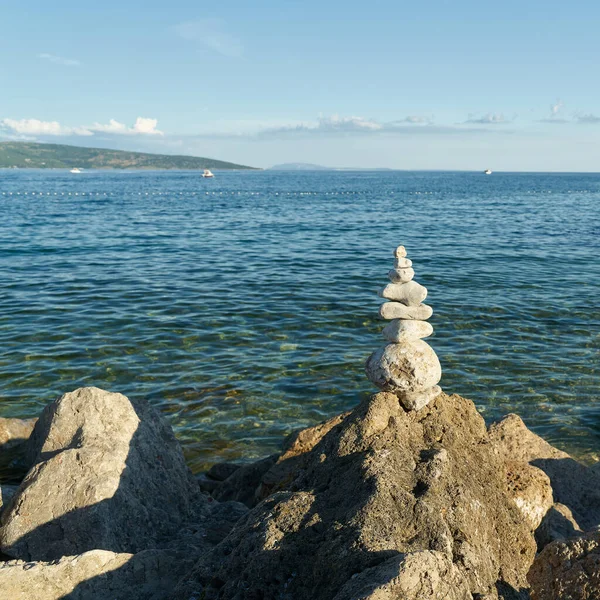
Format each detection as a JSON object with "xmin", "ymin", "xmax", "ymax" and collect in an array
[{"xmin": 1, "ymin": 0, "xmax": 599, "ymax": 170}]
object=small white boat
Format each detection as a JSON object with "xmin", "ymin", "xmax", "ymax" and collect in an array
[
  {"xmin": 202, "ymin": 169, "xmax": 214, "ymax": 178},
  {"xmin": 484, "ymin": 169, "xmax": 492, "ymax": 175},
  {"xmin": 70, "ymin": 168, "xmax": 82, "ymax": 174}
]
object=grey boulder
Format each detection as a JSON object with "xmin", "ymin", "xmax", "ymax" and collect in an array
[
  {"xmin": 366, "ymin": 341, "xmax": 442, "ymax": 393},
  {"xmin": 0, "ymin": 387, "xmax": 209, "ymax": 561}
]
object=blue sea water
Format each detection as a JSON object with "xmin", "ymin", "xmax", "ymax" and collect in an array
[{"xmin": 0, "ymin": 169, "xmax": 598, "ymax": 472}]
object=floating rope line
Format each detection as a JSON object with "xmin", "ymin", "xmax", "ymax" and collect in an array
[{"xmin": 0, "ymin": 190, "xmax": 592, "ymax": 197}]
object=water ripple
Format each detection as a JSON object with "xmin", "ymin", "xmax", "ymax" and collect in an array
[{"xmin": 0, "ymin": 169, "xmax": 598, "ymax": 472}]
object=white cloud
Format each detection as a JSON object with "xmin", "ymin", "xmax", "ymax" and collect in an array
[
  {"xmin": 538, "ymin": 100, "xmax": 569, "ymax": 123},
  {"xmin": 254, "ymin": 114, "xmax": 478, "ymax": 139},
  {"xmin": 464, "ymin": 112, "xmax": 508, "ymax": 125},
  {"xmin": 394, "ymin": 115, "xmax": 434, "ymax": 124},
  {"xmin": 317, "ymin": 115, "xmax": 383, "ymax": 131},
  {"xmin": 173, "ymin": 19, "xmax": 244, "ymax": 58},
  {"xmin": 38, "ymin": 53, "xmax": 81, "ymax": 67},
  {"xmin": 89, "ymin": 117, "xmax": 163, "ymax": 136},
  {"xmin": 0, "ymin": 118, "xmax": 92, "ymax": 136},
  {"xmin": 0, "ymin": 117, "xmax": 163, "ymax": 138},
  {"xmin": 131, "ymin": 117, "xmax": 162, "ymax": 135},
  {"xmin": 551, "ymin": 99, "xmax": 564, "ymax": 117},
  {"xmin": 89, "ymin": 119, "xmax": 129, "ymax": 134}
]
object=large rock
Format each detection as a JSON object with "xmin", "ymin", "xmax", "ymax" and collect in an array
[
  {"xmin": 528, "ymin": 530, "xmax": 600, "ymax": 600},
  {"xmin": 172, "ymin": 392, "xmax": 536, "ymax": 600},
  {"xmin": 489, "ymin": 414, "xmax": 600, "ymax": 534},
  {"xmin": 504, "ymin": 461, "xmax": 554, "ymax": 530},
  {"xmin": 365, "ymin": 341, "xmax": 442, "ymax": 393},
  {"xmin": 0, "ymin": 387, "xmax": 209, "ymax": 561},
  {"xmin": 0, "ymin": 548, "xmax": 196, "ymax": 600}
]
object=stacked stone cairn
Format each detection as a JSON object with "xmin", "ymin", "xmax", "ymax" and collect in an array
[{"xmin": 365, "ymin": 245, "xmax": 442, "ymax": 411}]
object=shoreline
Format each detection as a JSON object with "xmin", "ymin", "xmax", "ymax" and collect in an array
[{"xmin": 0, "ymin": 386, "xmax": 598, "ymax": 598}]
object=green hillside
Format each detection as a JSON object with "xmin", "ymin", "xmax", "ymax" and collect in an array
[{"xmin": 0, "ymin": 142, "xmax": 256, "ymax": 170}]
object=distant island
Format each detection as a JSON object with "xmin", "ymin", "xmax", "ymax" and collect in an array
[
  {"xmin": 269, "ymin": 163, "xmax": 332, "ymax": 171},
  {"xmin": 269, "ymin": 162, "xmax": 394, "ymax": 171},
  {"xmin": 0, "ymin": 142, "xmax": 257, "ymax": 170}
]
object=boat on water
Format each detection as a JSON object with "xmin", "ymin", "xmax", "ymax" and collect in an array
[
  {"xmin": 70, "ymin": 168, "xmax": 83, "ymax": 174},
  {"xmin": 202, "ymin": 169, "xmax": 214, "ymax": 178},
  {"xmin": 484, "ymin": 169, "xmax": 492, "ymax": 175}
]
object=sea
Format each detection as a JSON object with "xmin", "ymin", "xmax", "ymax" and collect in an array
[{"xmin": 0, "ymin": 169, "xmax": 598, "ymax": 473}]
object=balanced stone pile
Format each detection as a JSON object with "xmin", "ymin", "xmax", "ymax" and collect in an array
[{"xmin": 366, "ymin": 245, "xmax": 442, "ymax": 411}]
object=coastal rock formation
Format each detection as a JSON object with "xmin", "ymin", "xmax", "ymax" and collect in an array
[
  {"xmin": 0, "ymin": 387, "xmax": 210, "ymax": 561},
  {"xmin": 1, "ymin": 382, "xmax": 599, "ymax": 598},
  {"xmin": 489, "ymin": 413, "xmax": 600, "ymax": 543},
  {"xmin": 0, "ymin": 548, "xmax": 198, "ymax": 600},
  {"xmin": 366, "ymin": 246, "xmax": 442, "ymax": 411},
  {"xmin": 173, "ymin": 391, "xmax": 537, "ymax": 599},
  {"xmin": 528, "ymin": 531, "xmax": 600, "ymax": 600}
]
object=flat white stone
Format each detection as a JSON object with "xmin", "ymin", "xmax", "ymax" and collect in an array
[
  {"xmin": 383, "ymin": 319, "xmax": 433, "ymax": 343},
  {"xmin": 365, "ymin": 341, "xmax": 442, "ymax": 394},
  {"xmin": 394, "ymin": 246, "xmax": 407, "ymax": 258},
  {"xmin": 379, "ymin": 302, "xmax": 433, "ymax": 320},
  {"xmin": 394, "ymin": 258, "xmax": 412, "ymax": 268},
  {"xmin": 388, "ymin": 268, "xmax": 415, "ymax": 284},
  {"xmin": 379, "ymin": 281, "xmax": 427, "ymax": 306},
  {"xmin": 397, "ymin": 385, "xmax": 442, "ymax": 411}
]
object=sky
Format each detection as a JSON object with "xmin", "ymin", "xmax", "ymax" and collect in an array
[{"xmin": 1, "ymin": 0, "xmax": 599, "ymax": 170}]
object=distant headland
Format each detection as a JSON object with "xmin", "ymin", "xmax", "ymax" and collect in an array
[
  {"xmin": 0, "ymin": 142, "xmax": 257, "ymax": 171},
  {"xmin": 269, "ymin": 162, "xmax": 394, "ymax": 171}
]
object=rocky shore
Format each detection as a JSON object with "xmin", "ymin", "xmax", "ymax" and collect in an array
[
  {"xmin": 0, "ymin": 246, "xmax": 598, "ymax": 599},
  {"xmin": 0, "ymin": 387, "xmax": 599, "ymax": 599}
]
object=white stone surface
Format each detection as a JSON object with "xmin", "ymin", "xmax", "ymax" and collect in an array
[
  {"xmin": 365, "ymin": 341, "xmax": 442, "ymax": 394},
  {"xmin": 397, "ymin": 385, "xmax": 442, "ymax": 411},
  {"xmin": 393, "ymin": 258, "xmax": 412, "ymax": 269},
  {"xmin": 383, "ymin": 319, "xmax": 433, "ymax": 343},
  {"xmin": 388, "ymin": 268, "xmax": 415, "ymax": 284},
  {"xmin": 394, "ymin": 246, "xmax": 407, "ymax": 258},
  {"xmin": 379, "ymin": 281, "xmax": 428, "ymax": 306},
  {"xmin": 379, "ymin": 302, "xmax": 433, "ymax": 320}
]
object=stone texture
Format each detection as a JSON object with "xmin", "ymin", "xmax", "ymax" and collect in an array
[
  {"xmin": 388, "ymin": 267, "xmax": 415, "ymax": 283},
  {"xmin": 259, "ymin": 412, "xmax": 351, "ymax": 500},
  {"xmin": 504, "ymin": 461, "xmax": 554, "ymax": 530},
  {"xmin": 379, "ymin": 281, "xmax": 428, "ymax": 306},
  {"xmin": 488, "ymin": 414, "xmax": 569, "ymax": 464},
  {"xmin": 382, "ymin": 319, "xmax": 433, "ymax": 343},
  {"xmin": 397, "ymin": 385, "xmax": 442, "ymax": 411},
  {"xmin": 0, "ymin": 387, "xmax": 208, "ymax": 561},
  {"xmin": 366, "ymin": 341, "xmax": 442, "ymax": 393},
  {"xmin": 535, "ymin": 502, "xmax": 582, "ymax": 549},
  {"xmin": 393, "ymin": 245, "xmax": 407, "ymax": 258},
  {"xmin": 0, "ymin": 548, "xmax": 197, "ymax": 600},
  {"xmin": 528, "ymin": 530, "xmax": 600, "ymax": 600},
  {"xmin": 394, "ymin": 257, "xmax": 412, "ymax": 268},
  {"xmin": 332, "ymin": 551, "xmax": 472, "ymax": 600},
  {"xmin": 488, "ymin": 414, "xmax": 600, "ymax": 532},
  {"xmin": 379, "ymin": 302, "xmax": 433, "ymax": 321},
  {"xmin": 172, "ymin": 392, "xmax": 536, "ymax": 600}
]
